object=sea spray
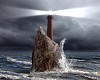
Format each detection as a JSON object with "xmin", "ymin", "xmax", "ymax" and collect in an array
[{"xmin": 58, "ymin": 38, "xmax": 72, "ymax": 72}]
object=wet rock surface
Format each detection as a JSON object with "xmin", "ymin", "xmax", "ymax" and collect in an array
[{"xmin": 32, "ymin": 27, "xmax": 61, "ymax": 72}]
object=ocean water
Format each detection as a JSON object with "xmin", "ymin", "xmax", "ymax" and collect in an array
[{"xmin": 0, "ymin": 50, "xmax": 100, "ymax": 80}]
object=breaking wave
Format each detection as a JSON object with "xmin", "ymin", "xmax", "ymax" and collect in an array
[{"xmin": 58, "ymin": 38, "xmax": 72, "ymax": 72}]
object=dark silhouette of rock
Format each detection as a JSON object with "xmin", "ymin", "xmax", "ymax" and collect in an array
[
  {"xmin": 0, "ymin": 77, "xmax": 11, "ymax": 80},
  {"xmin": 32, "ymin": 27, "xmax": 61, "ymax": 72}
]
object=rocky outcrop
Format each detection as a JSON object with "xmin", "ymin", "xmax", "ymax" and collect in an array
[{"xmin": 32, "ymin": 27, "xmax": 61, "ymax": 72}]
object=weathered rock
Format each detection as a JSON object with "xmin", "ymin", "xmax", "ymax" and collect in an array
[{"xmin": 32, "ymin": 27, "xmax": 61, "ymax": 72}]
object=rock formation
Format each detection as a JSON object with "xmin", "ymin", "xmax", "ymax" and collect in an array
[{"xmin": 32, "ymin": 27, "xmax": 61, "ymax": 72}]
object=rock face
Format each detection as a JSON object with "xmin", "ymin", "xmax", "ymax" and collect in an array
[{"xmin": 32, "ymin": 27, "xmax": 61, "ymax": 72}]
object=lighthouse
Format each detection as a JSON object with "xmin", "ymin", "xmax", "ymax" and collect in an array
[{"xmin": 47, "ymin": 15, "xmax": 53, "ymax": 40}]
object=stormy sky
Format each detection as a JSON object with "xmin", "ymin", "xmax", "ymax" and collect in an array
[{"xmin": 0, "ymin": 0, "xmax": 100, "ymax": 51}]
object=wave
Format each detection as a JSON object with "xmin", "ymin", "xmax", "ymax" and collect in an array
[
  {"xmin": 0, "ymin": 70, "xmax": 58, "ymax": 80},
  {"xmin": 0, "ymin": 69, "xmax": 100, "ymax": 80},
  {"xmin": 30, "ymin": 69, "xmax": 100, "ymax": 80},
  {"xmin": 6, "ymin": 56, "xmax": 32, "ymax": 65},
  {"xmin": 70, "ymin": 69, "xmax": 100, "ymax": 80},
  {"xmin": 0, "ymin": 69, "xmax": 30, "ymax": 80}
]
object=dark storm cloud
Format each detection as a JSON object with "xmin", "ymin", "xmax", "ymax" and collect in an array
[
  {"xmin": 0, "ymin": 0, "xmax": 100, "ymax": 50},
  {"xmin": 53, "ymin": 16, "xmax": 100, "ymax": 50},
  {"xmin": 0, "ymin": 17, "xmax": 47, "ymax": 49},
  {"xmin": 0, "ymin": 0, "xmax": 100, "ymax": 10},
  {"xmin": 0, "ymin": 0, "xmax": 48, "ymax": 10}
]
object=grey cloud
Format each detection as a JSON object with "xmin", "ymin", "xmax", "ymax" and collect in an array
[
  {"xmin": 0, "ymin": 16, "xmax": 48, "ymax": 49},
  {"xmin": 43, "ymin": 0, "xmax": 100, "ymax": 10},
  {"xmin": 0, "ymin": 0, "xmax": 100, "ymax": 50},
  {"xmin": 0, "ymin": 0, "xmax": 48, "ymax": 10}
]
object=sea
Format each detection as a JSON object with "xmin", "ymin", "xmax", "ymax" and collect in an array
[
  {"xmin": 0, "ymin": 50, "xmax": 100, "ymax": 80},
  {"xmin": 0, "ymin": 39, "xmax": 100, "ymax": 80}
]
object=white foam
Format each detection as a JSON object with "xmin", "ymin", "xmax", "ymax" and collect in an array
[
  {"xmin": 58, "ymin": 38, "xmax": 72, "ymax": 72},
  {"xmin": 70, "ymin": 69, "xmax": 100, "ymax": 80},
  {"xmin": 7, "ymin": 56, "xmax": 32, "ymax": 65},
  {"xmin": 0, "ymin": 70, "xmax": 58, "ymax": 80},
  {"xmin": 0, "ymin": 69, "xmax": 99, "ymax": 80},
  {"xmin": 0, "ymin": 70, "xmax": 29, "ymax": 80}
]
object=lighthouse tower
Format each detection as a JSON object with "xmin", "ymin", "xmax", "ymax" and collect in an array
[{"xmin": 47, "ymin": 15, "xmax": 53, "ymax": 40}]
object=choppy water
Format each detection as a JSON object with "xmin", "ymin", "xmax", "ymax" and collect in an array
[{"xmin": 0, "ymin": 50, "xmax": 100, "ymax": 80}]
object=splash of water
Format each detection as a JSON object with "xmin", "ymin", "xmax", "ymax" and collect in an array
[{"xmin": 58, "ymin": 38, "xmax": 72, "ymax": 72}]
